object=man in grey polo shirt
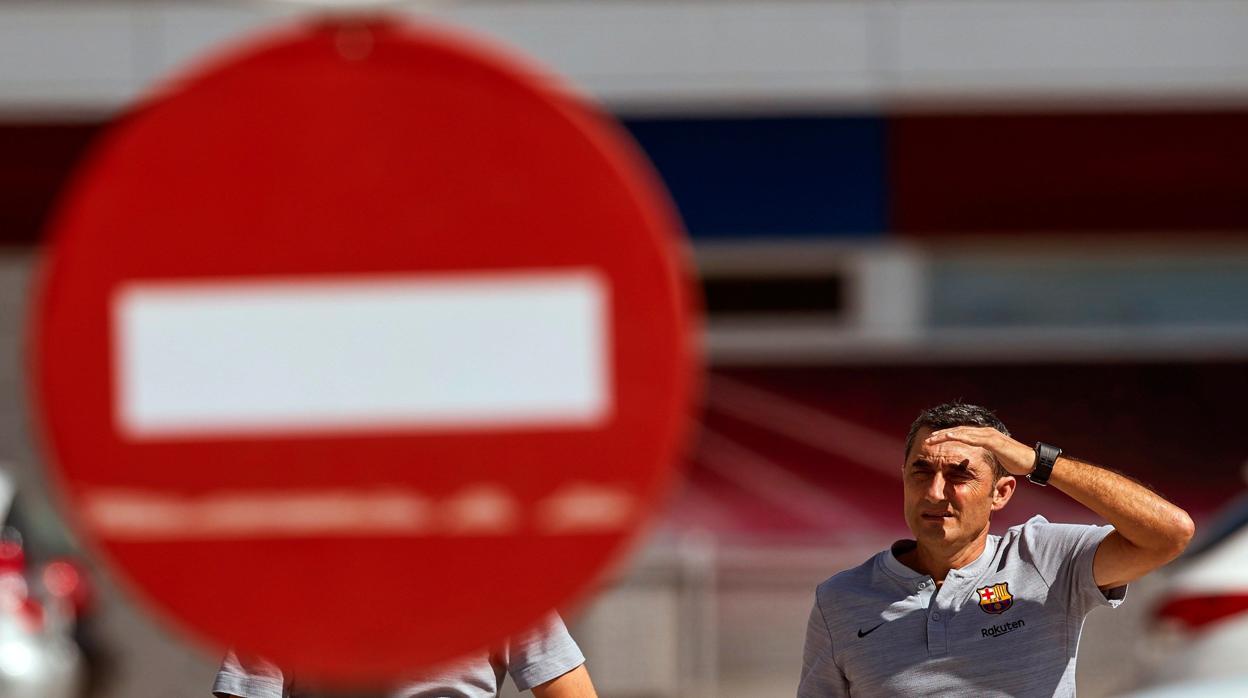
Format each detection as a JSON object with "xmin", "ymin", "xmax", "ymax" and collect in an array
[
  {"xmin": 214, "ymin": 613, "xmax": 595, "ymax": 698},
  {"xmin": 800, "ymin": 402, "xmax": 1195, "ymax": 697}
]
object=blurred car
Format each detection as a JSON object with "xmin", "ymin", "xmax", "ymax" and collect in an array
[
  {"xmin": 1133, "ymin": 491, "xmax": 1248, "ymax": 691},
  {"xmin": 1121, "ymin": 675, "xmax": 1248, "ymax": 698},
  {"xmin": 0, "ymin": 470, "xmax": 90, "ymax": 698}
]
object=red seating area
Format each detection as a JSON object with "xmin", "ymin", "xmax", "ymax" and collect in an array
[{"xmin": 667, "ymin": 363, "xmax": 1247, "ymax": 543}]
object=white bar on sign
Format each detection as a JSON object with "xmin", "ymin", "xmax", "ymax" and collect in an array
[{"xmin": 114, "ymin": 270, "xmax": 610, "ymax": 438}]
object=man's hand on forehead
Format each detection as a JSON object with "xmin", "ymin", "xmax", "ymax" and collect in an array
[
  {"xmin": 924, "ymin": 427, "xmax": 1035, "ymax": 477},
  {"xmin": 909, "ymin": 454, "xmax": 975, "ymax": 471}
]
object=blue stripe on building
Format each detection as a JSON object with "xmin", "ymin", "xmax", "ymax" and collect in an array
[{"xmin": 622, "ymin": 116, "xmax": 888, "ymax": 239}]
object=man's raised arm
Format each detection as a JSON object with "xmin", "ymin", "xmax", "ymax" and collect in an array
[{"xmin": 924, "ymin": 427, "xmax": 1195, "ymax": 589}]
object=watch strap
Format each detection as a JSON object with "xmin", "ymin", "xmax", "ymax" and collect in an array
[{"xmin": 1028, "ymin": 442, "xmax": 1061, "ymax": 486}]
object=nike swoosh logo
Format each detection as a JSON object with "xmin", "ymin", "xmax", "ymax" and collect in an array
[{"xmin": 857, "ymin": 622, "xmax": 885, "ymax": 638}]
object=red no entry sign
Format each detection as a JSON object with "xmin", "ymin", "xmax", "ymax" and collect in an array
[{"xmin": 32, "ymin": 19, "xmax": 696, "ymax": 684}]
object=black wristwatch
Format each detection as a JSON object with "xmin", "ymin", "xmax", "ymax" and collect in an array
[{"xmin": 1027, "ymin": 442, "xmax": 1062, "ymax": 486}]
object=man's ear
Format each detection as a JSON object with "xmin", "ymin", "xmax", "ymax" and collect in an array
[{"xmin": 991, "ymin": 475, "xmax": 1017, "ymax": 512}]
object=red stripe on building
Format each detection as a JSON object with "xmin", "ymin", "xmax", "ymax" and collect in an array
[{"xmin": 891, "ymin": 111, "xmax": 1248, "ymax": 234}]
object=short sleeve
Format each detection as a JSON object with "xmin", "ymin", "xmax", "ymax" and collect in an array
[
  {"xmin": 1019, "ymin": 515, "xmax": 1127, "ymax": 613},
  {"xmin": 798, "ymin": 594, "xmax": 849, "ymax": 698},
  {"xmin": 212, "ymin": 650, "xmax": 287, "ymax": 698},
  {"xmin": 506, "ymin": 613, "xmax": 587, "ymax": 692}
]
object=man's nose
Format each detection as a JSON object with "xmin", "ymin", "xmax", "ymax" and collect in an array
[{"xmin": 924, "ymin": 472, "xmax": 946, "ymax": 501}]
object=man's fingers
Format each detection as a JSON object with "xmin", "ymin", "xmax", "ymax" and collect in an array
[{"xmin": 925, "ymin": 427, "xmax": 990, "ymax": 444}]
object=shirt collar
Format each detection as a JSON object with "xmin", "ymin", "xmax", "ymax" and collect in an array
[{"xmin": 880, "ymin": 534, "xmax": 1000, "ymax": 581}]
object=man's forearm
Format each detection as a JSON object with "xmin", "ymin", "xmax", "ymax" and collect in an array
[{"xmin": 1048, "ymin": 455, "xmax": 1194, "ymax": 556}]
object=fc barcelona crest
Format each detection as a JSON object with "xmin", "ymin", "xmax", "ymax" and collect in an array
[{"xmin": 976, "ymin": 582, "xmax": 1014, "ymax": 614}]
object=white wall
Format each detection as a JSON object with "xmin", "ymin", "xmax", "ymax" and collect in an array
[{"xmin": 2, "ymin": 0, "xmax": 1248, "ymax": 117}]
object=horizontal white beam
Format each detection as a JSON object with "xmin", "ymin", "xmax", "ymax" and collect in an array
[
  {"xmin": 3, "ymin": 1, "xmax": 1248, "ymax": 116},
  {"xmin": 707, "ymin": 324, "xmax": 1248, "ymax": 365},
  {"xmin": 114, "ymin": 270, "xmax": 609, "ymax": 438}
]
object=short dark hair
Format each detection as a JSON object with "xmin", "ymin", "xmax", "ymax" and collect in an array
[{"xmin": 904, "ymin": 402, "xmax": 1010, "ymax": 480}]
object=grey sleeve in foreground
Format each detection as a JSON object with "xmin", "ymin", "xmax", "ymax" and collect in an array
[
  {"xmin": 211, "ymin": 650, "xmax": 287, "ymax": 698},
  {"xmin": 506, "ymin": 613, "xmax": 587, "ymax": 692},
  {"xmin": 1069, "ymin": 523, "xmax": 1128, "ymax": 610},
  {"xmin": 797, "ymin": 596, "xmax": 849, "ymax": 698},
  {"xmin": 1021, "ymin": 516, "xmax": 1127, "ymax": 613}
]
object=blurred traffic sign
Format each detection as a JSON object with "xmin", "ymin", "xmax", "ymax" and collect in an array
[{"xmin": 31, "ymin": 18, "xmax": 695, "ymax": 684}]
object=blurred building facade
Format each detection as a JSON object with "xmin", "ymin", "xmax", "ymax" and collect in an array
[{"xmin": 1, "ymin": 1, "xmax": 1248, "ymax": 696}]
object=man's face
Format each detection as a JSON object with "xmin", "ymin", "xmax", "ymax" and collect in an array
[{"xmin": 903, "ymin": 426, "xmax": 1010, "ymax": 547}]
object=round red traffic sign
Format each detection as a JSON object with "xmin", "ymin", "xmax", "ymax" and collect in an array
[{"xmin": 32, "ymin": 19, "xmax": 695, "ymax": 684}]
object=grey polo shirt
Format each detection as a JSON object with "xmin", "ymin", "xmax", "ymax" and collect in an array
[
  {"xmin": 799, "ymin": 515, "xmax": 1126, "ymax": 697},
  {"xmin": 212, "ymin": 613, "xmax": 585, "ymax": 698}
]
